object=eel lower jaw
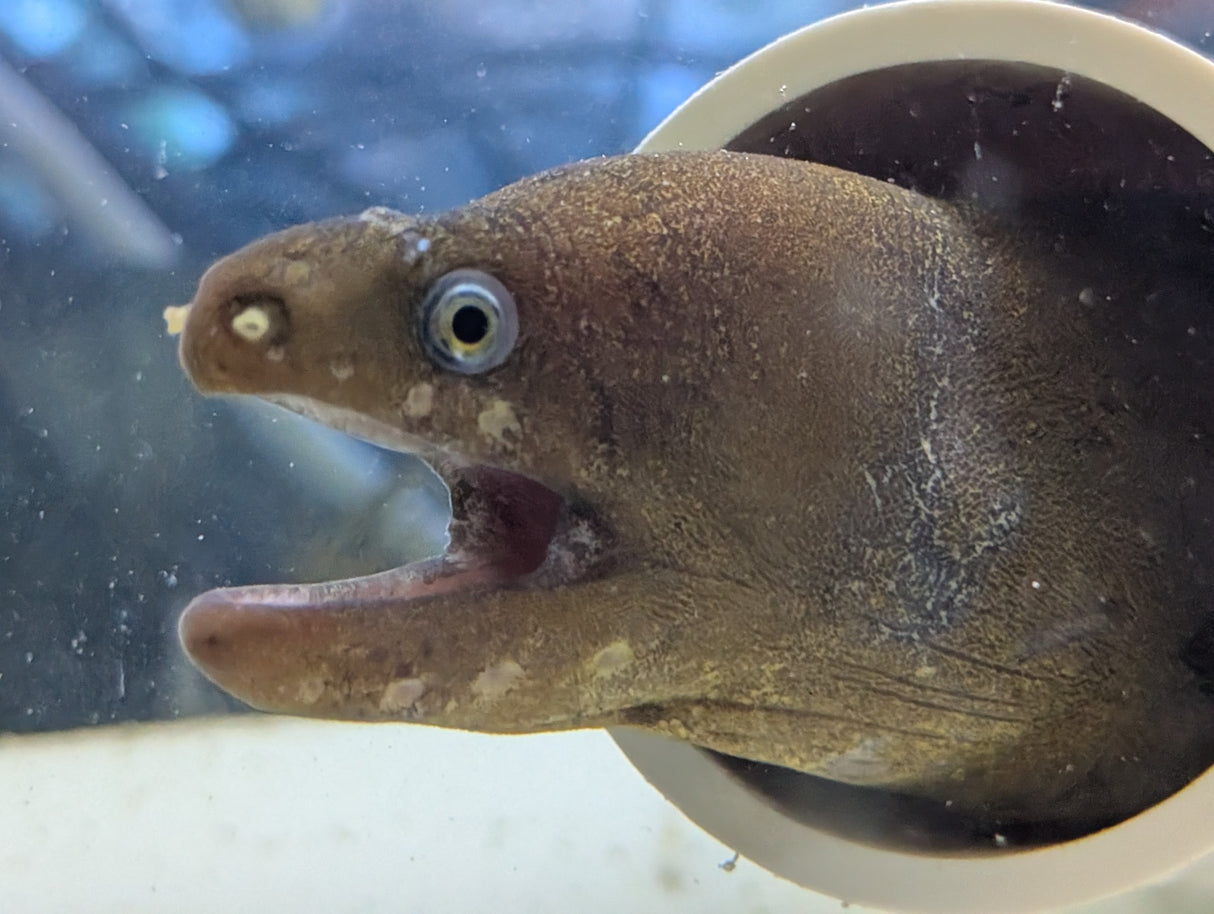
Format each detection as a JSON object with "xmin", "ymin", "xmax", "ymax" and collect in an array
[{"xmin": 178, "ymin": 395, "xmax": 612, "ymax": 713}]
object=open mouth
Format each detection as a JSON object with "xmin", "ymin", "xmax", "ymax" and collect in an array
[{"xmin": 178, "ymin": 394, "xmax": 613, "ymax": 663}]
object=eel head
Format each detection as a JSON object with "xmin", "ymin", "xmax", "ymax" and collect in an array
[{"xmin": 176, "ymin": 152, "xmax": 832, "ymax": 746}]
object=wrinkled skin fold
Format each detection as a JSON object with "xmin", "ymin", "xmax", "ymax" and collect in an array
[{"xmin": 175, "ymin": 150, "xmax": 1214, "ymax": 837}]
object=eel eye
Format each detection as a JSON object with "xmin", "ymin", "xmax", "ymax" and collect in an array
[{"xmin": 419, "ymin": 269, "xmax": 518, "ymax": 374}]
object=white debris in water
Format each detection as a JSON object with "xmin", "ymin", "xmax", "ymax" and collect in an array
[
  {"xmin": 1051, "ymin": 73, "xmax": 1072, "ymax": 113},
  {"xmin": 162, "ymin": 304, "xmax": 190, "ymax": 336},
  {"xmin": 1078, "ymin": 287, "xmax": 1095, "ymax": 306}
]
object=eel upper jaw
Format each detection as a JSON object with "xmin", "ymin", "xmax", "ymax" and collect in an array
[{"xmin": 178, "ymin": 393, "xmax": 613, "ymax": 689}]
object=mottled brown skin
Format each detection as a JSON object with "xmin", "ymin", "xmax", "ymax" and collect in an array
[{"xmin": 177, "ymin": 150, "xmax": 1214, "ymax": 834}]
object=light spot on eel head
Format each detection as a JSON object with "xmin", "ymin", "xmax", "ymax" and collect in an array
[
  {"xmin": 358, "ymin": 206, "xmax": 431, "ymax": 263},
  {"xmin": 282, "ymin": 260, "xmax": 311, "ymax": 287},
  {"xmin": 471, "ymin": 659, "xmax": 525, "ymax": 701},
  {"xmin": 403, "ymin": 382, "xmax": 435, "ymax": 419},
  {"xmin": 378, "ymin": 677, "xmax": 428, "ymax": 716},
  {"xmin": 357, "ymin": 205, "xmax": 397, "ymax": 227},
  {"xmin": 477, "ymin": 399, "xmax": 521, "ymax": 444},
  {"xmin": 330, "ymin": 356, "xmax": 355, "ymax": 382},
  {"xmin": 232, "ymin": 304, "xmax": 271, "ymax": 342},
  {"xmin": 586, "ymin": 640, "xmax": 635, "ymax": 680}
]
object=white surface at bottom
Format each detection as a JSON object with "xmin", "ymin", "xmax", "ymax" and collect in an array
[
  {"xmin": 0, "ymin": 717, "xmax": 834, "ymax": 913},
  {"xmin": 0, "ymin": 716, "xmax": 1210, "ymax": 913}
]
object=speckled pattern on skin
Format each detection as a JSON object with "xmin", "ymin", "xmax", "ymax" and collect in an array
[{"xmin": 174, "ymin": 150, "xmax": 1214, "ymax": 838}]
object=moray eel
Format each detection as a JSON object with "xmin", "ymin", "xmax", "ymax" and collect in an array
[{"xmin": 175, "ymin": 150, "xmax": 1214, "ymax": 837}]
